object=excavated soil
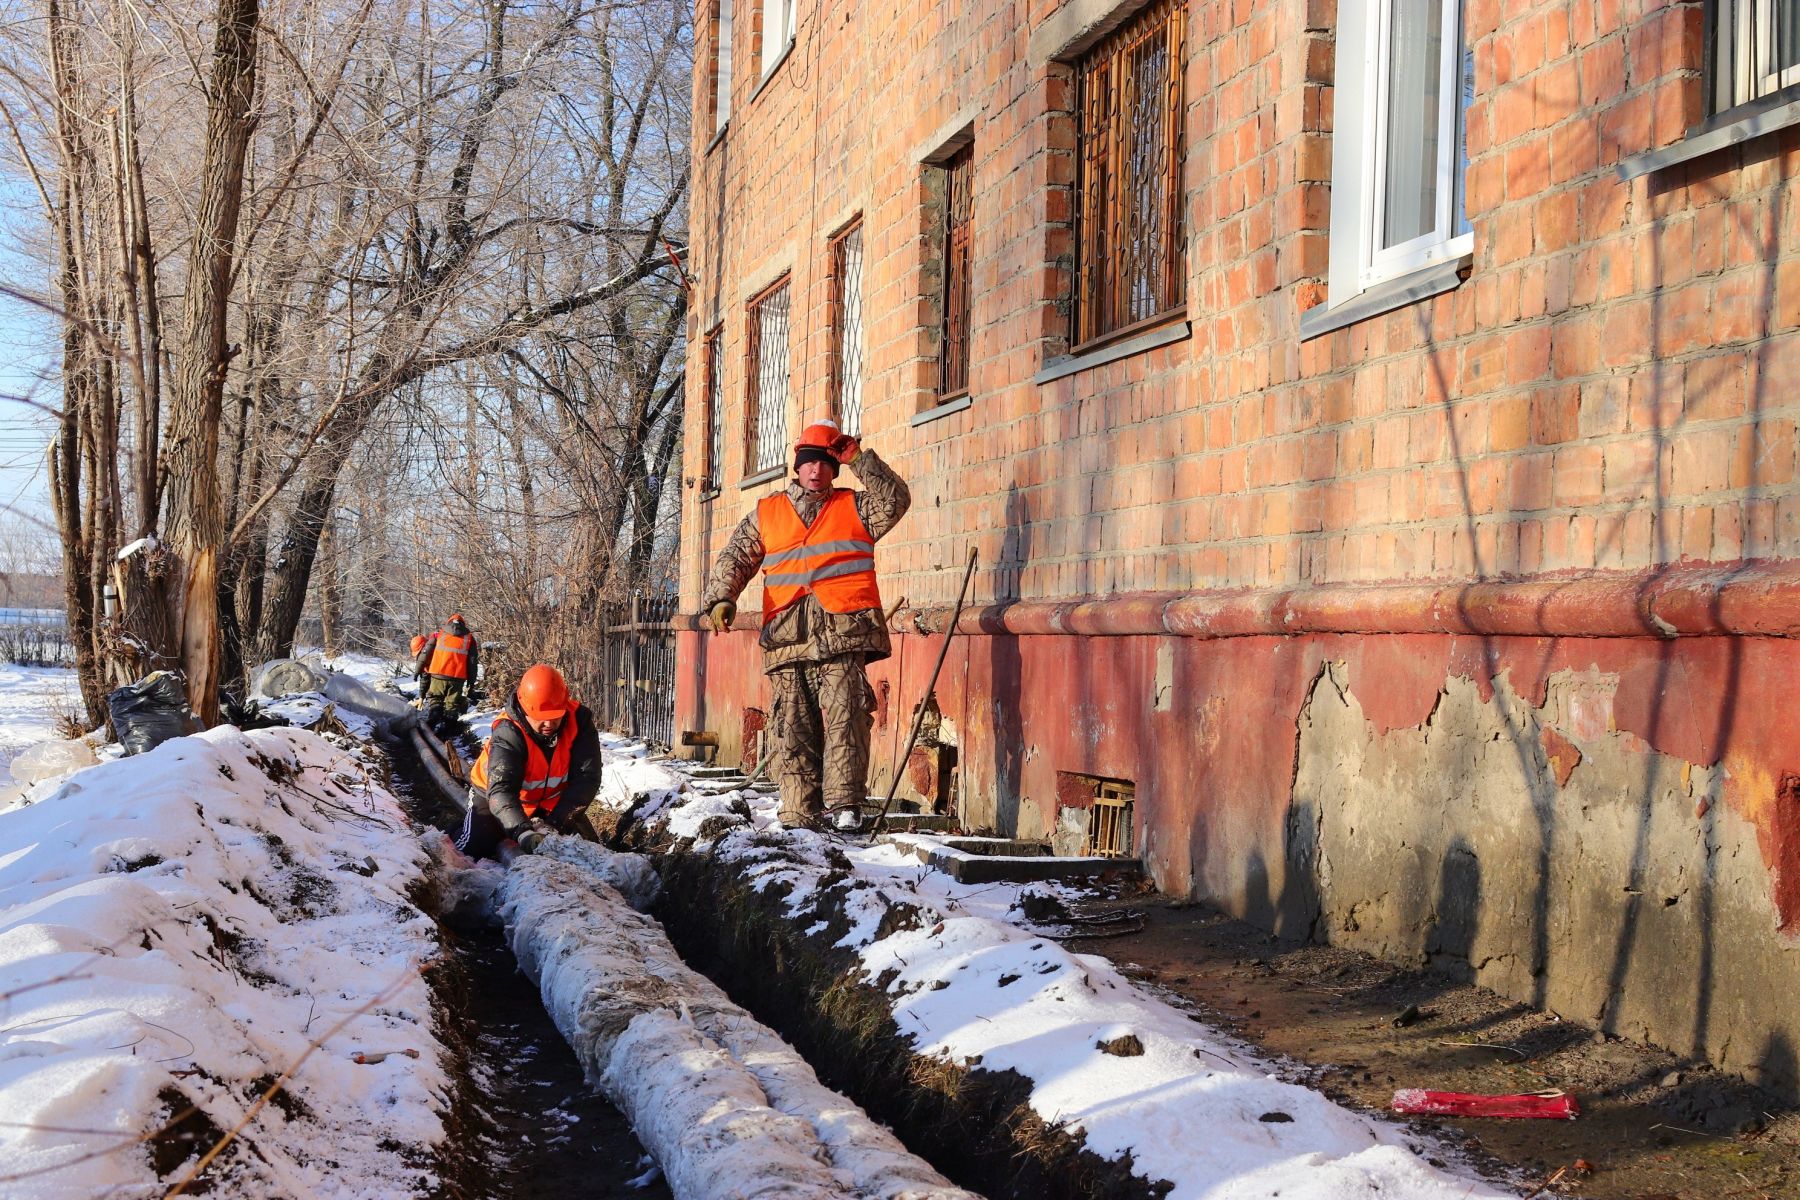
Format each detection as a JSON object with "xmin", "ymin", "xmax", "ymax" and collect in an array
[{"xmin": 1074, "ymin": 892, "xmax": 1800, "ymax": 1199}]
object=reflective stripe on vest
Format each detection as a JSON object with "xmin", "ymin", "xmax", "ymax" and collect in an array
[
  {"xmin": 469, "ymin": 711, "xmax": 577, "ymax": 817},
  {"xmin": 428, "ymin": 632, "xmax": 472, "ymax": 679},
  {"xmin": 757, "ymin": 490, "xmax": 882, "ymax": 620}
]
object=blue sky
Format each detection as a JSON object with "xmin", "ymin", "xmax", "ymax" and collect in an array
[{"xmin": 0, "ymin": 172, "xmax": 61, "ymax": 537}]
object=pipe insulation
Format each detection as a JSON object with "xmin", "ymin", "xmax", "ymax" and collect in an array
[
  {"xmin": 502, "ymin": 843, "xmax": 979, "ymax": 1200},
  {"xmin": 408, "ymin": 726, "xmax": 468, "ymax": 810}
]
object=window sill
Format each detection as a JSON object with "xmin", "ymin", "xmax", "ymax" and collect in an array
[
  {"xmin": 699, "ymin": 486, "xmax": 722, "ymax": 503},
  {"xmin": 747, "ymin": 42, "xmax": 795, "ymax": 104},
  {"xmin": 1033, "ymin": 318, "xmax": 1190, "ymax": 385},
  {"xmin": 911, "ymin": 392, "xmax": 973, "ymax": 427},
  {"xmin": 739, "ymin": 466, "xmax": 785, "ymax": 489},
  {"xmin": 1299, "ymin": 255, "xmax": 1470, "ymax": 342},
  {"xmin": 1616, "ymin": 93, "xmax": 1800, "ymax": 181},
  {"xmin": 705, "ymin": 121, "xmax": 729, "ymax": 155}
]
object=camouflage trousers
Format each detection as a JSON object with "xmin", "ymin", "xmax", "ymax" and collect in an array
[{"xmin": 768, "ymin": 654, "xmax": 874, "ymax": 826}]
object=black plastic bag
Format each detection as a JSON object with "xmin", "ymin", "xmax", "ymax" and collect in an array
[{"xmin": 109, "ymin": 670, "xmax": 198, "ymax": 756}]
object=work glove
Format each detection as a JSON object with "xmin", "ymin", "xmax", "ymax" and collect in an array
[
  {"xmin": 515, "ymin": 828, "xmax": 543, "ymax": 855},
  {"xmin": 828, "ymin": 434, "xmax": 861, "ymax": 464},
  {"xmin": 708, "ymin": 600, "xmax": 736, "ymax": 633}
]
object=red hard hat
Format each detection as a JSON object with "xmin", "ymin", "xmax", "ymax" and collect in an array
[
  {"xmin": 517, "ymin": 664, "xmax": 571, "ymax": 722},
  {"xmin": 793, "ymin": 420, "xmax": 840, "ymax": 453}
]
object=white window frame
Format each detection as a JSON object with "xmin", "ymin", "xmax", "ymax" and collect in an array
[
  {"xmin": 713, "ymin": 0, "xmax": 733, "ymax": 134},
  {"xmin": 1717, "ymin": 0, "xmax": 1800, "ymax": 110},
  {"xmin": 1326, "ymin": 0, "xmax": 1473, "ymax": 309},
  {"xmin": 760, "ymin": 0, "xmax": 796, "ymax": 79}
]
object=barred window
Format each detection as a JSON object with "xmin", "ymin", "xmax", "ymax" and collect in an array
[
  {"xmin": 1710, "ymin": 0, "xmax": 1800, "ymax": 113},
  {"xmin": 744, "ymin": 278, "xmax": 791, "ymax": 477},
  {"xmin": 702, "ymin": 326, "xmax": 723, "ymax": 495},
  {"xmin": 829, "ymin": 221, "xmax": 866, "ymax": 434},
  {"xmin": 1074, "ymin": 0, "xmax": 1186, "ymax": 346},
  {"xmin": 940, "ymin": 146, "xmax": 974, "ymax": 398}
]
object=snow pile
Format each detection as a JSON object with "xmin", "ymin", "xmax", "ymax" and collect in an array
[
  {"xmin": 615, "ymin": 752, "xmax": 1512, "ymax": 1200},
  {"xmin": 251, "ymin": 659, "xmax": 417, "ymax": 735},
  {"xmin": 0, "ymin": 725, "xmax": 450, "ymax": 1198},
  {"xmin": 0, "ymin": 665, "xmax": 83, "ymax": 782},
  {"xmin": 499, "ymin": 840, "xmax": 978, "ymax": 1200}
]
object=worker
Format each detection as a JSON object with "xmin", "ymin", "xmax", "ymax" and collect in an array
[
  {"xmin": 456, "ymin": 664, "xmax": 601, "ymax": 859},
  {"xmin": 413, "ymin": 613, "xmax": 480, "ymax": 733},
  {"xmin": 702, "ymin": 419, "xmax": 910, "ymax": 829}
]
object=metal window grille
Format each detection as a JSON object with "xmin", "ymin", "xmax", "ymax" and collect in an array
[
  {"xmin": 940, "ymin": 146, "xmax": 974, "ymax": 398},
  {"xmin": 1087, "ymin": 779, "xmax": 1135, "ymax": 858},
  {"xmin": 702, "ymin": 327, "xmax": 723, "ymax": 493},
  {"xmin": 829, "ymin": 222, "xmax": 866, "ymax": 434},
  {"xmin": 1708, "ymin": 0, "xmax": 1800, "ymax": 114},
  {"xmin": 1074, "ymin": 0, "xmax": 1185, "ymax": 346},
  {"xmin": 744, "ymin": 278, "xmax": 791, "ymax": 477}
]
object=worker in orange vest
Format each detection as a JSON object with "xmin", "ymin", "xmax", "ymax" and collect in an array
[
  {"xmin": 702, "ymin": 420, "xmax": 910, "ymax": 829},
  {"xmin": 456, "ymin": 664, "xmax": 601, "ymax": 859},
  {"xmin": 413, "ymin": 613, "xmax": 480, "ymax": 734}
]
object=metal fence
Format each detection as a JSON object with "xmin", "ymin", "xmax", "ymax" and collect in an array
[
  {"xmin": 593, "ymin": 594, "xmax": 678, "ymax": 748},
  {"xmin": 0, "ymin": 609, "xmax": 74, "ymax": 667}
]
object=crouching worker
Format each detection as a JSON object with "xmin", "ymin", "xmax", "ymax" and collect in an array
[{"xmin": 455, "ymin": 664, "xmax": 601, "ymax": 860}]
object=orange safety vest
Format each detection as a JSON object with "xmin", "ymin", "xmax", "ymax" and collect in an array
[
  {"xmin": 757, "ymin": 490, "xmax": 882, "ymax": 621},
  {"xmin": 469, "ymin": 713, "xmax": 576, "ymax": 817},
  {"xmin": 427, "ymin": 631, "xmax": 472, "ymax": 679}
]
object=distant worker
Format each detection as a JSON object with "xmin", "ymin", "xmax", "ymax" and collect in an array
[
  {"xmin": 413, "ymin": 613, "xmax": 480, "ymax": 733},
  {"xmin": 457, "ymin": 664, "xmax": 601, "ymax": 859},
  {"xmin": 702, "ymin": 419, "xmax": 910, "ymax": 829},
  {"xmin": 409, "ymin": 634, "xmax": 427, "ymax": 657}
]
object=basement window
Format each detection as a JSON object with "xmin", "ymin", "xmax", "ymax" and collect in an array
[{"xmin": 1088, "ymin": 778, "xmax": 1135, "ymax": 858}]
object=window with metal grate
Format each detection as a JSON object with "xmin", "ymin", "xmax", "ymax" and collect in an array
[
  {"xmin": 829, "ymin": 221, "xmax": 866, "ymax": 434},
  {"xmin": 745, "ymin": 278, "xmax": 791, "ymax": 478},
  {"xmin": 702, "ymin": 326, "xmax": 723, "ymax": 495},
  {"xmin": 940, "ymin": 146, "xmax": 974, "ymax": 398},
  {"xmin": 1074, "ymin": 0, "xmax": 1185, "ymax": 347}
]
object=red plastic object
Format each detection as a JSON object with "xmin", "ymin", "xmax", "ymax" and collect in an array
[{"xmin": 1391, "ymin": 1089, "xmax": 1580, "ymax": 1120}]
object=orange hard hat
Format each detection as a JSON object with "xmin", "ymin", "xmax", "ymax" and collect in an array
[
  {"xmin": 793, "ymin": 420, "xmax": 840, "ymax": 453},
  {"xmin": 410, "ymin": 635, "xmax": 426, "ymax": 655},
  {"xmin": 448, "ymin": 612, "xmax": 465, "ymax": 624},
  {"xmin": 517, "ymin": 664, "xmax": 571, "ymax": 722}
]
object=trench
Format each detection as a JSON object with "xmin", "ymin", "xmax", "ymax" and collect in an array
[{"xmin": 380, "ymin": 731, "xmax": 670, "ymax": 1200}]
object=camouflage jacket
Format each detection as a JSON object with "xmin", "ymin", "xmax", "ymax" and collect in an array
[{"xmin": 702, "ymin": 449, "xmax": 910, "ymax": 671}]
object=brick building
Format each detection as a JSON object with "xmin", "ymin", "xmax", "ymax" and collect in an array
[{"xmin": 675, "ymin": 0, "xmax": 1800, "ymax": 1096}]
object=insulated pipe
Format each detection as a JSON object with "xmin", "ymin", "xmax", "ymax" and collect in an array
[
  {"xmin": 503, "ymin": 851, "xmax": 979, "ymax": 1200},
  {"xmin": 408, "ymin": 726, "xmax": 468, "ymax": 811}
]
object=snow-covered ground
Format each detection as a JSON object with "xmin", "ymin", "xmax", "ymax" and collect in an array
[
  {"xmin": 0, "ymin": 665, "xmax": 82, "ymax": 781},
  {"xmin": 607, "ymin": 737, "xmax": 1519, "ymax": 1200},
  {"xmin": 0, "ymin": 722, "xmax": 450, "ymax": 1198}
]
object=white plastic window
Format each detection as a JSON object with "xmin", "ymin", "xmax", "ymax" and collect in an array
[{"xmin": 761, "ymin": 0, "xmax": 795, "ymax": 79}]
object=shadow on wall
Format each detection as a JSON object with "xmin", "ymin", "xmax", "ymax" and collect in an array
[{"xmin": 986, "ymin": 483, "xmax": 1030, "ymax": 834}]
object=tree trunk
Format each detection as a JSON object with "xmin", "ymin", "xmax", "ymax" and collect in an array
[{"xmin": 160, "ymin": 0, "xmax": 262, "ymax": 727}]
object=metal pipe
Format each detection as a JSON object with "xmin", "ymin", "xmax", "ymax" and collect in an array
[{"xmin": 869, "ymin": 547, "xmax": 978, "ymax": 837}]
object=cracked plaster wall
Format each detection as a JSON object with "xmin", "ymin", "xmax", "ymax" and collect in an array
[{"xmin": 1294, "ymin": 661, "xmax": 1800, "ymax": 1093}]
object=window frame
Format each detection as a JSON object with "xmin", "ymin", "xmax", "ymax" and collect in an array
[
  {"xmin": 743, "ymin": 276, "xmax": 792, "ymax": 480},
  {"xmin": 939, "ymin": 145, "xmax": 975, "ymax": 400},
  {"xmin": 701, "ymin": 325, "xmax": 724, "ymax": 498},
  {"xmin": 759, "ymin": 0, "xmax": 796, "ymax": 81},
  {"xmin": 827, "ymin": 219, "xmax": 866, "ymax": 434},
  {"xmin": 1710, "ymin": 0, "xmax": 1800, "ymax": 114},
  {"xmin": 1071, "ymin": 0, "xmax": 1187, "ymax": 350},
  {"xmin": 1323, "ymin": 0, "xmax": 1474, "ymax": 317},
  {"xmin": 707, "ymin": 0, "xmax": 734, "ymax": 136}
]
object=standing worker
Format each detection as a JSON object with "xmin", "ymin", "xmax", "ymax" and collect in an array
[
  {"xmin": 413, "ymin": 613, "xmax": 480, "ymax": 734},
  {"xmin": 457, "ymin": 664, "xmax": 601, "ymax": 859},
  {"xmin": 702, "ymin": 419, "xmax": 910, "ymax": 829}
]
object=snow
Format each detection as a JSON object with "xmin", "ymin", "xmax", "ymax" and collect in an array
[
  {"xmin": 609, "ymin": 748, "xmax": 1518, "ymax": 1200},
  {"xmin": 0, "ymin": 665, "xmax": 82, "ymax": 781},
  {"xmin": 0, "ymin": 724, "xmax": 450, "ymax": 1198}
]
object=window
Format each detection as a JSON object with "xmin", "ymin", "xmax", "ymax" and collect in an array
[
  {"xmin": 1710, "ymin": 1, "xmax": 1800, "ymax": 114},
  {"xmin": 744, "ymin": 278, "xmax": 791, "ymax": 478},
  {"xmin": 701, "ymin": 327, "xmax": 723, "ymax": 495},
  {"xmin": 707, "ymin": 0, "xmax": 733, "ymax": 135},
  {"xmin": 940, "ymin": 147, "xmax": 974, "ymax": 398},
  {"xmin": 828, "ymin": 221, "xmax": 865, "ymax": 434},
  {"xmin": 1073, "ymin": 0, "xmax": 1186, "ymax": 347},
  {"xmin": 760, "ymin": 0, "xmax": 795, "ymax": 79},
  {"xmin": 1324, "ymin": 0, "xmax": 1473, "ymax": 310}
]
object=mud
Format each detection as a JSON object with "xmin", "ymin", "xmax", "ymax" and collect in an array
[{"xmin": 1079, "ymin": 892, "xmax": 1800, "ymax": 1199}]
